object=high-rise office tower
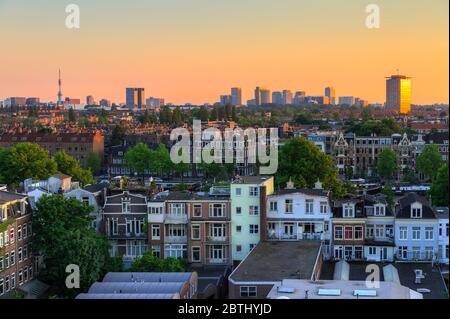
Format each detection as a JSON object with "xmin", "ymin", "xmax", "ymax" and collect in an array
[
  {"xmin": 325, "ymin": 87, "xmax": 336, "ymax": 105},
  {"xmin": 282, "ymin": 90, "xmax": 293, "ymax": 105},
  {"xmin": 386, "ymin": 75, "xmax": 411, "ymax": 113},
  {"xmin": 293, "ymin": 91, "xmax": 306, "ymax": 105},
  {"xmin": 231, "ymin": 87, "xmax": 242, "ymax": 106},
  {"xmin": 255, "ymin": 87, "xmax": 271, "ymax": 106},
  {"xmin": 126, "ymin": 88, "xmax": 145, "ymax": 109},
  {"xmin": 272, "ymin": 91, "xmax": 283, "ymax": 105},
  {"xmin": 339, "ymin": 96, "xmax": 355, "ymax": 106},
  {"xmin": 86, "ymin": 95, "xmax": 95, "ymax": 105},
  {"xmin": 220, "ymin": 95, "xmax": 232, "ymax": 105}
]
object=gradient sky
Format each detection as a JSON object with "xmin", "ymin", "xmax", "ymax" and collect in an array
[{"xmin": 0, "ymin": 0, "xmax": 448, "ymax": 105}]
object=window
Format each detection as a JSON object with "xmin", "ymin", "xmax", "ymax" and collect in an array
[
  {"xmin": 169, "ymin": 203, "xmax": 185, "ymax": 215},
  {"xmin": 18, "ymin": 247, "xmax": 22, "ymax": 262},
  {"xmin": 374, "ymin": 205, "xmax": 385, "ymax": 216},
  {"xmin": 354, "ymin": 246, "xmax": 363, "ymax": 259},
  {"xmin": 209, "ymin": 204, "xmax": 226, "ymax": 217},
  {"xmin": 236, "ymin": 245, "xmax": 242, "ymax": 252},
  {"xmin": 236, "ymin": 207, "xmax": 242, "ymax": 215},
  {"xmin": 249, "ymin": 244, "xmax": 256, "ymax": 251},
  {"xmin": 412, "ymin": 227, "xmax": 420, "ymax": 240},
  {"xmin": 320, "ymin": 202, "xmax": 328, "ymax": 214},
  {"xmin": 399, "ymin": 227, "xmax": 408, "ymax": 240},
  {"xmin": 18, "ymin": 270, "xmax": 23, "ymax": 284},
  {"xmin": 191, "ymin": 225, "xmax": 201, "ymax": 240},
  {"xmin": 334, "ymin": 246, "xmax": 343, "ymax": 259},
  {"xmin": 368, "ymin": 246, "xmax": 377, "ymax": 255},
  {"xmin": 0, "ymin": 278, "xmax": 3, "ymax": 296},
  {"xmin": 167, "ymin": 224, "xmax": 186, "ymax": 237},
  {"xmin": 425, "ymin": 227, "xmax": 434, "ymax": 240},
  {"xmin": 164, "ymin": 244, "xmax": 187, "ymax": 259},
  {"xmin": 193, "ymin": 204, "xmax": 202, "ymax": 217},
  {"xmin": 10, "ymin": 273, "xmax": 15, "ymax": 289},
  {"xmin": 122, "ymin": 201, "xmax": 130, "ymax": 213},
  {"xmin": 366, "ymin": 225, "xmax": 374, "ymax": 238},
  {"xmin": 354, "ymin": 226, "xmax": 363, "ymax": 240},
  {"xmin": 150, "ymin": 206, "xmax": 163, "ymax": 215},
  {"xmin": 285, "ymin": 199, "xmax": 293, "ymax": 214},
  {"xmin": 5, "ymin": 253, "xmax": 9, "ymax": 268},
  {"xmin": 9, "ymin": 228, "xmax": 14, "ymax": 243},
  {"xmin": 411, "ymin": 207, "xmax": 422, "ymax": 219},
  {"xmin": 10, "ymin": 251, "xmax": 15, "ymax": 266},
  {"xmin": 151, "ymin": 225, "xmax": 160, "ymax": 240},
  {"xmin": 236, "ymin": 225, "xmax": 242, "ymax": 233},
  {"xmin": 109, "ymin": 219, "xmax": 118, "ymax": 235},
  {"xmin": 334, "ymin": 226, "xmax": 343, "ymax": 240},
  {"xmin": 152, "ymin": 246, "xmax": 161, "ymax": 258},
  {"xmin": 412, "ymin": 247, "xmax": 421, "ymax": 260},
  {"xmin": 249, "ymin": 225, "xmax": 259, "ymax": 234},
  {"xmin": 240, "ymin": 286, "xmax": 257, "ymax": 297},
  {"xmin": 235, "ymin": 188, "xmax": 242, "ymax": 196},
  {"xmin": 22, "ymin": 223, "xmax": 27, "ymax": 239},
  {"xmin": 375, "ymin": 225, "xmax": 385, "ymax": 238},
  {"xmin": 305, "ymin": 200, "xmax": 314, "ymax": 215},
  {"xmin": 249, "ymin": 206, "xmax": 259, "ymax": 216},
  {"xmin": 82, "ymin": 197, "xmax": 90, "ymax": 206},
  {"xmin": 269, "ymin": 201, "xmax": 278, "ymax": 211},
  {"xmin": 192, "ymin": 247, "xmax": 201, "ymax": 262},
  {"xmin": 343, "ymin": 204, "xmax": 354, "ymax": 218},
  {"xmin": 17, "ymin": 225, "xmax": 22, "ymax": 241},
  {"xmin": 344, "ymin": 226, "xmax": 353, "ymax": 240},
  {"xmin": 425, "ymin": 247, "xmax": 434, "ymax": 260},
  {"xmin": 398, "ymin": 246, "xmax": 408, "ymax": 260},
  {"xmin": 249, "ymin": 187, "xmax": 259, "ymax": 197},
  {"xmin": 0, "ymin": 256, "xmax": 3, "ymax": 271}
]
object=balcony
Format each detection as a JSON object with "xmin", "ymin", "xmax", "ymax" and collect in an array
[
  {"xmin": 164, "ymin": 235, "xmax": 187, "ymax": 243},
  {"xmin": 206, "ymin": 258, "xmax": 230, "ymax": 265},
  {"xmin": 108, "ymin": 232, "xmax": 146, "ymax": 239},
  {"xmin": 165, "ymin": 214, "xmax": 188, "ymax": 224},
  {"xmin": 206, "ymin": 236, "xmax": 229, "ymax": 244}
]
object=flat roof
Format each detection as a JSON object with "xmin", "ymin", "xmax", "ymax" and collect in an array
[
  {"xmin": 267, "ymin": 279, "xmax": 421, "ymax": 299},
  {"xmin": 232, "ymin": 176, "xmax": 273, "ymax": 185},
  {"xmin": 230, "ymin": 241, "xmax": 321, "ymax": 283}
]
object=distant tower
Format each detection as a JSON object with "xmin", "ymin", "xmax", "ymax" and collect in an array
[{"xmin": 57, "ymin": 69, "xmax": 63, "ymax": 106}]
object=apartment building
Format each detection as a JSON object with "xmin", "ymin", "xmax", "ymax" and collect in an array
[
  {"xmin": 0, "ymin": 191, "xmax": 35, "ymax": 298},
  {"xmin": 394, "ymin": 193, "xmax": 439, "ymax": 262},
  {"xmin": 230, "ymin": 176, "xmax": 274, "ymax": 266},
  {"xmin": 332, "ymin": 194, "xmax": 395, "ymax": 262},
  {"xmin": 148, "ymin": 189, "xmax": 232, "ymax": 267},
  {"xmin": 102, "ymin": 191, "xmax": 148, "ymax": 262},
  {"xmin": 264, "ymin": 180, "xmax": 332, "ymax": 258},
  {"xmin": 0, "ymin": 131, "xmax": 104, "ymax": 168},
  {"xmin": 435, "ymin": 207, "xmax": 449, "ymax": 265}
]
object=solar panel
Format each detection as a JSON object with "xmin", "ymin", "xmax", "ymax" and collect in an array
[
  {"xmin": 353, "ymin": 289, "xmax": 377, "ymax": 297},
  {"xmin": 317, "ymin": 289, "xmax": 341, "ymax": 296}
]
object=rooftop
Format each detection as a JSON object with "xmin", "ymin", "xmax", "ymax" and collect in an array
[
  {"xmin": 232, "ymin": 176, "xmax": 273, "ymax": 185},
  {"xmin": 229, "ymin": 241, "xmax": 321, "ymax": 283}
]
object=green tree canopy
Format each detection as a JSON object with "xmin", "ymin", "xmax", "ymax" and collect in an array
[
  {"xmin": 276, "ymin": 137, "xmax": 348, "ymax": 196},
  {"xmin": 32, "ymin": 195, "xmax": 111, "ymax": 298},
  {"xmin": 124, "ymin": 143, "xmax": 152, "ymax": 177},
  {"xmin": 416, "ymin": 144, "xmax": 443, "ymax": 181},
  {"xmin": 430, "ymin": 163, "xmax": 449, "ymax": 206},
  {"xmin": 130, "ymin": 250, "xmax": 186, "ymax": 272},
  {"xmin": 377, "ymin": 149, "xmax": 398, "ymax": 180},
  {"xmin": 382, "ymin": 181, "xmax": 394, "ymax": 207},
  {"xmin": 0, "ymin": 143, "xmax": 57, "ymax": 186},
  {"xmin": 53, "ymin": 151, "xmax": 94, "ymax": 186},
  {"xmin": 86, "ymin": 151, "xmax": 102, "ymax": 174},
  {"xmin": 110, "ymin": 125, "xmax": 127, "ymax": 146}
]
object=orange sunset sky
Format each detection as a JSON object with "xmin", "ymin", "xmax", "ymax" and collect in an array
[{"xmin": 0, "ymin": 0, "xmax": 448, "ymax": 105}]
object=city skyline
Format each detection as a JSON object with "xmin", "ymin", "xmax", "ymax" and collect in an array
[{"xmin": 0, "ymin": 0, "xmax": 448, "ymax": 105}]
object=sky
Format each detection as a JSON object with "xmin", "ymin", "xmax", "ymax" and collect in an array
[{"xmin": 0, "ymin": 0, "xmax": 448, "ymax": 105}]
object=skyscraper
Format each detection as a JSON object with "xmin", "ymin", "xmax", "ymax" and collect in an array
[
  {"xmin": 126, "ymin": 88, "xmax": 145, "ymax": 109},
  {"xmin": 325, "ymin": 87, "xmax": 336, "ymax": 105},
  {"xmin": 220, "ymin": 95, "xmax": 232, "ymax": 105},
  {"xmin": 255, "ymin": 87, "xmax": 271, "ymax": 106},
  {"xmin": 386, "ymin": 75, "xmax": 411, "ymax": 113},
  {"xmin": 86, "ymin": 95, "xmax": 95, "ymax": 105},
  {"xmin": 293, "ymin": 91, "xmax": 306, "ymax": 105},
  {"xmin": 282, "ymin": 90, "xmax": 293, "ymax": 105},
  {"xmin": 231, "ymin": 87, "xmax": 242, "ymax": 106},
  {"xmin": 57, "ymin": 69, "xmax": 63, "ymax": 106},
  {"xmin": 272, "ymin": 92, "xmax": 283, "ymax": 105}
]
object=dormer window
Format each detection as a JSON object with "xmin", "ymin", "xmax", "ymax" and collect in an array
[
  {"xmin": 122, "ymin": 200, "xmax": 130, "ymax": 213},
  {"xmin": 411, "ymin": 202, "xmax": 422, "ymax": 219},
  {"xmin": 374, "ymin": 205, "xmax": 385, "ymax": 217},
  {"xmin": 343, "ymin": 204, "xmax": 355, "ymax": 218}
]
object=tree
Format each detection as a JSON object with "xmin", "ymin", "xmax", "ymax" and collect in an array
[
  {"xmin": 53, "ymin": 151, "xmax": 94, "ymax": 186},
  {"xmin": 110, "ymin": 125, "xmax": 127, "ymax": 146},
  {"xmin": 199, "ymin": 163, "xmax": 234, "ymax": 182},
  {"xmin": 382, "ymin": 181, "xmax": 394, "ymax": 207},
  {"xmin": 151, "ymin": 144, "xmax": 173, "ymax": 177},
  {"xmin": 377, "ymin": 149, "xmax": 398, "ymax": 180},
  {"xmin": 172, "ymin": 107, "xmax": 183, "ymax": 125},
  {"xmin": 430, "ymin": 163, "xmax": 449, "ymax": 206},
  {"xmin": 124, "ymin": 143, "xmax": 152, "ymax": 179},
  {"xmin": 130, "ymin": 250, "xmax": 186, "ymax": 272},
  {"xmin": 68, "ymin": 108, "xmax": 76, "ymax": 123},
  {"xmin": 0, "ymin": 143, "xmax": 57, "ymax": 186},
  {"xmin": 276, "ymin": 137, "xmax": 345, "ymax": 196},
  {"xmin": 416, "ymin": 144, "xmax": 443, "ymax": 181},
  {"xmin": 86, "ymin": 152, "xmax": 102, "ymax": 174},
  {"xmin": 32, "ymin": 195, "xmax": 111, "ymax": 298},
  {"xmin": 209, "ymin": 108, "xmax": 218, "ymax": 121},
  {"xmin": 231, "ymin": 106, "xmax": 238, "ymax": 121}
]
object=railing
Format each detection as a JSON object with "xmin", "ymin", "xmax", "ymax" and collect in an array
[
  {"xmin": 164, "ymin": 236, "xmax": 188, "ymax": 243},
  {"xmin": 267, "ymin": 232, "xmax": 325, "ymax": 241},
  {"xmin": 206, "ymin": 258, "xmax": 230, "ymax": 265},
  {"xmin": 165, "ymin": 214, "xmax": 188, "ymax": 223},
  {"xmin": 206, "ymin": 236, "xmax": 229, "ymax": 243}
]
